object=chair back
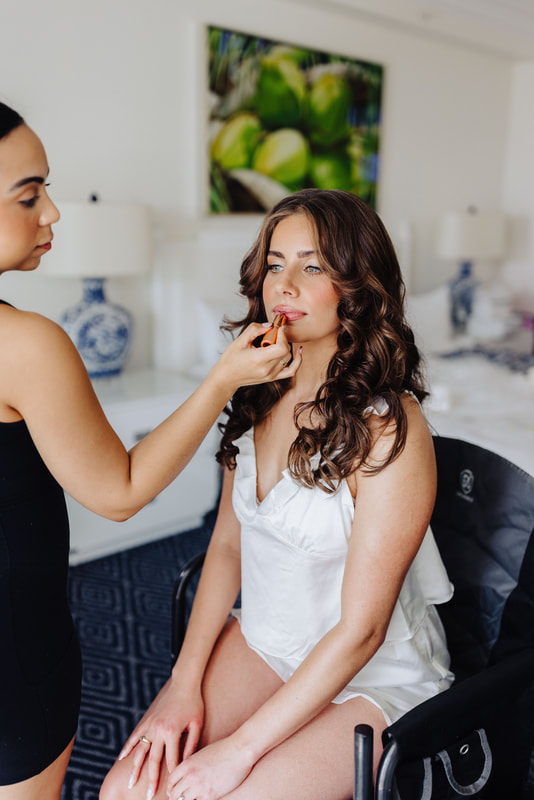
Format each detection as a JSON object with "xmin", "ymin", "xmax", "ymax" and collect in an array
[{"xmin": 430, "ymin": 436, "xmax": 534, "ymax": 681}]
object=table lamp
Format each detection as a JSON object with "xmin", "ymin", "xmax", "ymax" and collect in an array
[
  {"xmin": 42, "ymin": 197, "xmax": 152, "ymax": 377},
  {"xmin": 435, "ymin": 207, "xmax": 506, "ymax": 334}
]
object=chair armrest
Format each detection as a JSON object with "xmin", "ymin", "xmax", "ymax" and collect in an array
[
  {"xmin": 382, "ymin": 648, "xmax": 534, "ymax": 759},
  {"xmin": 170, "ymin": 551, "xmax": 206, "ymax": 669},
  {"xmin": 374, "ymin": 648, "xmax": 534, "ymax": 800}
]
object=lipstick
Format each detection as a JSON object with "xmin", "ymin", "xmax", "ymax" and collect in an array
[{"xmin": 259, "ymin": 313, "xmax": 287, "ymax": 347}]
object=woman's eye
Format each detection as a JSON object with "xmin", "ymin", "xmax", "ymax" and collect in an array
[
  {"xmin": 20, "ymin": 195, "xmax": 39, "ymax": 208},
  {"xmin": 305, "ymin": 265, "xmax": 322, "ymax": 274},
  {"xmin": 267, "ymin": 263, "xmax": 283, "ymax": 273}
]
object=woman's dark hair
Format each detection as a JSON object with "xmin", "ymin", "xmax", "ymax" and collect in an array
[
  {"xmin": 217, "ymin": 188, "xmax": 428, "ymax": 492},
  {"xmin": 0, "ymin": 102, "xmax": 24, "ymax": 141}
]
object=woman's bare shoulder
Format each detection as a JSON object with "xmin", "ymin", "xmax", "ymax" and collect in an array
[
  {"xmin": 0, "ymin": 303, "xmax": 61, "ymax": 331},
  {"xmin": 347, "ymin": 391, "xmax": 433, "ymax": 495},
  {"xmin": 0, "ymin": 305, "xmax": 74, "ymax": 360},
  {"xmin": 0, "ymin": 305, "xmax": 86, "ymax": 406},
  {"xmin": 400, "ymin": 390, "xmax": 432, "ymax": 439},
  {"xmin": 370, "ymin": 390, "xmax": 431, "ymax": 449}
]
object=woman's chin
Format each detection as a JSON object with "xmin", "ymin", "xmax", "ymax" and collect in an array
[{"xmin": 21, "ymin": 255, "xmax": 43, "ymax": 271}]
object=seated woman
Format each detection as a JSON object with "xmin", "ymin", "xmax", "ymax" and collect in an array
[{"xmin": 101, "ymin": 188, "xmax": 453, "ymax": 800}]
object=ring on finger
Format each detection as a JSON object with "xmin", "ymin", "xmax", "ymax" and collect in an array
[
  {"xmin": 138, "ymin": 735, "xmax": 152, "ymax": 746},
  {"xmin": 279, "ymin": 359, "xmax": 287, "ymax": 367}
]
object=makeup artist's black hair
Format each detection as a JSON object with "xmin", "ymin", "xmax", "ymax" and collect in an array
[{"xmin": 0, "ymin": 102, "xmax": 24, "ymax": 141}]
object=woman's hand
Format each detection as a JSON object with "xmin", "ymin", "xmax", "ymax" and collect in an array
[
  {"xmin": 117, "ymin": 676, "xmax": 204, "ymax": 799},
  {"xmin": 167, "ymin": 735, "xmax": 254, "ymax": 800},
  {"xmin": 212, "ymin": 322, "xmax": 302, "ymax": 392}
]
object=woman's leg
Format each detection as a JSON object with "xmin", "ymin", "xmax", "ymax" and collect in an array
[
  {"xmin": 101, "ymin": 618, "xmax": 387, "ymax": 800},
  {"xmin": 199, "ymin": 617, "xmax": 284, "ymax": 745},
  {"xmin": 0, "ymin": 736, "xmax": 74, "ymax": 800},
  {"xmin": 200, "ymin": 619, "xmax": 388, "ymax": 800},
  {"xmin": 100, "ymin": 618, "xmax": 284, "ymax": 800},
  {"xmin": 226, "ymin": 695, "xmax": 386, "ymax": 800}
]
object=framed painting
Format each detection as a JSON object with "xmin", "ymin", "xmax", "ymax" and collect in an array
[{"xmin": 207, "ymin": 25, "xmax": 383, "ymax": 214}]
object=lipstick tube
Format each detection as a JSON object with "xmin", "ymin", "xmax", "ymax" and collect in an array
[{"xmin": 260, "ymin": 313, "xmax": 287, "ymax": 347}]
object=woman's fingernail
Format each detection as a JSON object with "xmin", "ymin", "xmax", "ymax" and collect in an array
[
  {"xmin": 128, "ymin": 775, "xmax": 135, "ymax": 789},
  {"xmin": 118, "ymin": 751, "xmax": 125, "ymax": 761},
  {"xmin": 146, "ymin": 789, "xmax": 154, "ymax": 800}
]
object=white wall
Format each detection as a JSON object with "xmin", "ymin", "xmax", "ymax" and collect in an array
[
  {"xmin": 501, "ymin": 62, "xmax": 534, "ymax": 311},
  {"xmin": 0, "ymin": 0, "xmax": 515, "ymax": 371}
]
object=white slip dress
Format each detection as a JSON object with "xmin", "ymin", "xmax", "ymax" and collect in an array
[{"xmin": 230, "ymin": 400, "xmax": 454, "ymax": 725}]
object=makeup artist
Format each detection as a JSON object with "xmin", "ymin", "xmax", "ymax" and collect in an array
[{"xmin": 0, "ymin": 100, "xmax": 300, "ymax": 800}]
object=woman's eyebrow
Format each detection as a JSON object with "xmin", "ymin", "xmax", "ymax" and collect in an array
[
  {"xmin": 9, "ymin": 175, "xmax": 45, "ymax": 191},
  {"xmin": 268, "ymin": 249, "xmax": 316, "ymax": 258}
]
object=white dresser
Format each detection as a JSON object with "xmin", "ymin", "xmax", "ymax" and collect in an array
[{"xmin": 67, "ymin": 369, "xmax": 220, "ymax": 565}]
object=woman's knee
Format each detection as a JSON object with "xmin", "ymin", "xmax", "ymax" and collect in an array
[{"xmin": 100, "ymin": 765, "xmax": 128, "ymax": 800}]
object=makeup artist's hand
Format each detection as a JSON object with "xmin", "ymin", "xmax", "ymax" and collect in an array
[{"xmin": 213, "ymin": 322, "xmax": 301, "ymax": 391}]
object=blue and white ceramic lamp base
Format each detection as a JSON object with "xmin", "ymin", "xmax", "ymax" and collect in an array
[{"xmin": 61, "ymin": 278, "xmax": 133, "ymax": 378}]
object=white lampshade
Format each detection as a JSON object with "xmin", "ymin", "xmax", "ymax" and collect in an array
[
  {"xmin": 42, "ymin": 201, "xmax": 152, "ymax": 278},
  {"xmin": 436, "ymin": 210, "xmax": 506, "ymax": 262}
]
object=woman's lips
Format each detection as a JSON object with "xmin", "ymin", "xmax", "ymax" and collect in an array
[
  {"xmin": 37, "ymin": 242, "xmax": 52, "ymax": 251},
  {"xmin": 273, "ymin": 306, "xmax": 306, "ymax": 322}
]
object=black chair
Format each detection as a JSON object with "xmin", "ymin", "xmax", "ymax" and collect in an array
[
  {"xmin": 356, "ymin": 437, "xmax": 534, "ymax": 799},
  {"xmin": 171, "ymin": 437, "xmax": 534, "ymax": 800}
]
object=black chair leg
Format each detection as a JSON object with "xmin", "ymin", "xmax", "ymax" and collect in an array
[
  {"xmin": 354, "ymin": 724, "xmax": 374, "ymax": 800},
  {"xmin": 170, "ymin": 551, "xmax": 206, "ymax": 669}
]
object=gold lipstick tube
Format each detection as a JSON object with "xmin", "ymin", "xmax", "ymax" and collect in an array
[{"xmin": 260, "ymin": 313, "xmax": 287, "ymax": 347}]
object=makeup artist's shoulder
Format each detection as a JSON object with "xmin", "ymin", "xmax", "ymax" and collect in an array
[{"xmin": 0, "ymin": 306, "xmax": 76, "ymax": 364}]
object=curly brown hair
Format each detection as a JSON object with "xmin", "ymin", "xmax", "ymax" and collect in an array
[{"xmin": 217, "ymin": 189, "xmax": 427, "ymax": 492}]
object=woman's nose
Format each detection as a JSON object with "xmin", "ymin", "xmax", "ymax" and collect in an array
[
  {"xmin": 275, "ymin": 270, "xmax": 297, "ymax": 295},
  {"xmin": 40, "ymin": 192, "xmax": 60, "ymax": 226}
]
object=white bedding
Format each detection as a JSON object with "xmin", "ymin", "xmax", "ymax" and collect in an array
[
  {"xmin": 424, "ymin": 353, "xmax": 534, "ymax": 476},
  {"xmin": 407, "ymin": 286, "xmax": 534, "ymax": 476}
]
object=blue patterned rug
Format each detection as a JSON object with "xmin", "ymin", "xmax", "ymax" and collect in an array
[{"xmin": 61, "ymin": 512, "xmax": 215, "ymax": 800}]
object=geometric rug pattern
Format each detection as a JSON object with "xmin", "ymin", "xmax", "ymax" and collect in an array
[{"xmin": 61, "ymin": 512, "xmax": 215, "ymax": 800}]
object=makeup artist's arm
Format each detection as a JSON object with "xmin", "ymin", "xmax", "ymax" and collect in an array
[{"xmin": 3, "ymin": 307, "xmax": 299, "ymax": 518}]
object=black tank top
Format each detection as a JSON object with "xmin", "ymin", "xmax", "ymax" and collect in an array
[{"xmin": 0, "ymin": 300, "xmax": 81, "ymax": 784}]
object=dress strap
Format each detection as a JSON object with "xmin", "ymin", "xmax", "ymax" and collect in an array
[
  {"xmin": 363, "ymin": 397, "xmax": 389, "ymax": 418},
  {"xmin": 364, "ymin": 390, "xmax": 421, "ymax": 419}
]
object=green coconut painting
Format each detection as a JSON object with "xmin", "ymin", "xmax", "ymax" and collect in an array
[{"xmin": 208, "ymin": 26, "xmax": 383, "ymax": 214}]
